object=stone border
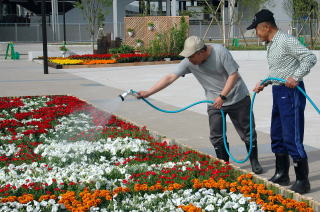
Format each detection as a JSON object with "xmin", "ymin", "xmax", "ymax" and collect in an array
[{"xmin": 47, "ymin": 60, "xmax": 181, "ymax": 69}]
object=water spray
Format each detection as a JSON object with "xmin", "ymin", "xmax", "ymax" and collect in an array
[{"xmin": 119, "ymin": 78, "xmax": 320, "ymax": 163}]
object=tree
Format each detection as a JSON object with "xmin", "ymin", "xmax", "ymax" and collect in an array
[
  {"xmin": 203, "ymin": 0, "xmax": 272, "ymax": 45},
  {"xmin": 231, "ymin": 0, "xmax": 273, "ymax": 46},
  {"xmin": 283, "ymin": 0, "xmax": 319, "ymax": 48},
  {"xmin": 75, "ymin": 0, "xmax": 112, "ymax": 52}
]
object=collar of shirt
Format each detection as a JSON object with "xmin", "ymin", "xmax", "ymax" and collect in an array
[{"xmin": 267, "ymin": 30, "xmax": 280, "ymax": 47}]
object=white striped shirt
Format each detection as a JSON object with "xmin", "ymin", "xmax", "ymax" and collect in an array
[{"xmin": 266, "ymin": 30, "xmax": 317, "ymax": 84}]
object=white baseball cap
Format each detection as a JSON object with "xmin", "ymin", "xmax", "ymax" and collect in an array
[{"xmin": 179, "ymin": 36, "xmax": 205, "ymax": 58}]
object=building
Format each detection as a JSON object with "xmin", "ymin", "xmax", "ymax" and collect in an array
[{"xmin": 0, "ymin": 0, "xmax": 301, "ymax": 42}]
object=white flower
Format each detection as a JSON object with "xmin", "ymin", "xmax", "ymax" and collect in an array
[
  {"xmin": 238, "ymin": 207, "xmax": 245, "ymax": 212},
  {"xmin": 232, "ymin": 202, "xmax": 240, "ymax": 209},
  {"xmin": 52, "ymin": 204, "xmax": 59, "ymax": 212},
  {"xmin": 48, "ymin": 199, "xmax": 56, "ymax": 205},
  {"xmin": 95, "ymin": 181, "xmax": 101, "ymax": 189},
  {"xmin": 238, "ymin": 197, "xmax": 246, "ymax": 205},
  {"xmin": 26, "ymin": 205, "xmax": 33, "ymax": 212},
  {"xmin": 205, "ymin": 204, "xmax": 215, "ymax": 211},
  {"xmin": 40, "ymin": 201, "xmax": 48, "ymax": 207}
]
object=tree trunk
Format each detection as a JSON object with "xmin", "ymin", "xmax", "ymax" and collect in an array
[
  {"xmin": 310, "ymin": 18, "xmax": 314, "ymax": 48},
  {"xmin": 91, "ymin": 34, "xmax": 95, "ymax": 54}
]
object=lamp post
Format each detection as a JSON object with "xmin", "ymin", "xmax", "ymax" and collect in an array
[
  {"xmin": 41, "ymin": 0, "xmax": 48, "ymax": 74},
  {"xmin": 113, "ymin": 0, "xmax": 118, "ymax": 39},
  {"xmin": 63, "ymin": 0, "xmax": 66, "ymax": 44}
]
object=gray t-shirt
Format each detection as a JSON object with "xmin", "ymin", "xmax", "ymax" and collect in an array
[{"xmin": 174, "ymin": 44, "xmax": 249, "ymax": 106}]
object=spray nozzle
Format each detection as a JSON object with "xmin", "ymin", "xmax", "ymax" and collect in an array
[{"xmin": 119, "ymin": 89, "xmax": 135, "ymax": 101}]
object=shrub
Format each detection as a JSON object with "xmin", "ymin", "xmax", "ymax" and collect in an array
[
  {"xmin": 146, "ymin": 16, "xmax": 189, "ymax": 58},
  {"xmin": 59, "ymin": 45, "xmax": 68, "ymax": 51},
  {"xmin": 136, "ymin": 39, "xmax": 144, "ymax": 44},
  {"xmin": 109, "ymin": 45, "xmax": 135, "ymax": 54},
  {"xmin": 226, "ymin": 45, "xmax": 267, "ymax": 50},
  {"xmin": 147, "ymin": 22, "xmax": 154, "ymax": 27}
]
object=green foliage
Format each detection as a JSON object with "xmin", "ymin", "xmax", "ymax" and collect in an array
[
  {"xmin": 283, "ymin": 0, "xmax": 319, "ymax": 47},
  {"xmin": 59, "ymin": 45, "xmax": 68, "ymax": 52},
  {"xmin": 169, "ymin": 16, "xmax": 189, "ymax": 55},
  {"xmin": 127, "ymin": 28, "xmax": 134, "ymax": 32},
  {"xmin": 283, "ymin": 0, "xmax": 318, "ymax": 19},
  {"xmin": 146, "ymin": 16, "xmax": 189, "ymax": 58},
  {"xmin": 179, "ymin": 10, "xmax": 194, "ymax": 17},
  {"xmin": 147, "ymin": 22, "xmax": 154, "ymax": 27},
  {"xmin": 226, "ymin": 45, "xmax": 267, "ymax": 50},
  {"xmin": 136, "ymin": 39, "xmax": 144, "ymax": 44},
  {"xmin": 109, "ymin": 45, "xmax": 135, "ymax": 54}
]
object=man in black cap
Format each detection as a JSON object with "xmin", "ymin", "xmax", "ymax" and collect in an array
[{"xmin": 248, "ymin": 9, "xmax": 317, "ymax": 194}]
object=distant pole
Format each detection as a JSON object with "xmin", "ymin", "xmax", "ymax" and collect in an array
[
  {"xmin": 63, "ymin": 0, "xmax": 66, "ymax": 44},
  {"xmin": 113, "ymin": 0, "xmax": 118, "ymax": 39},
  {"xmin": 166, "ymin": 0, "xmax": 170, "ymax": 16},
  {"xmin": 171, "ymin": 0, "xmax": 176, "ymax": 16},
  {"xmin": 222, "ymin": 1, "xmax": 226, "ymax": 45},
  {"xmin": 41, "ymin": 0, "xmax": 48, "ymax": 74}
]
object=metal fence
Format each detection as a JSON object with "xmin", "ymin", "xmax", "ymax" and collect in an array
[
  {"xmin": 0, "ymin": 20, "xmax": 318, "ymax": 43},
  {"xmin": 0, "ymin": 22, "xmax": 124, "ymax": 42}
]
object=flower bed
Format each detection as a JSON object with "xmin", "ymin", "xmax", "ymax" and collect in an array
[
  {"xmin": 45, "ymin": 53, "xmax": 183, "ymax": 69},
  {"xmin": 0, "ymin": 95, "xmax": 316, "ymax": 211}
]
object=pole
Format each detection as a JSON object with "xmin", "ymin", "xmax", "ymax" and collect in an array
[
  {"xmin": 51, "ymin": 0, "xmax": 55, "ymax": 40},
  {"xmin": 42, "ymin": 0, "xmax": 49, "ymax": 74},
  {"xmin": 166, "ymin": 0, "xmax": 170, "ymax": 16},
  {"xmin": 222, "ymin": 1, "xmax": 226, "ymax": 45},
  {"xmin": 229, "ymin": 0, "xmax": 235, "ymax": 39},
  {"xmin": 113, "ymin": 0, "xmax": 118, "ymax": 39},
  {"xmin": 63, "ymin": 0, "xmax": 66, "ymax": 44},
  {"xmin": 172, "ymin": 0, "xmax": 176, "ymax": 16}
]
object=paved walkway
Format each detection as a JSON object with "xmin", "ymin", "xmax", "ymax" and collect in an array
[{"xmin": 1, "ymin": 44, "xmax": 320, "ymax": 205}]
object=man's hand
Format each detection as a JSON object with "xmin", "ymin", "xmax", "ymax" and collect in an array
[
  {"xmin": 136, "ymin": 91, "xmax": 151, "ymax": 99},
  {"xmin": 213, "ymin": 96, "xmax": 224, "ymax": 109},
  {"xmin": 285, "ymin": 77, "xmax": 298, "ymax": 88},
  {"xmin": 253, "ymin": 81, "xmax": 265, "ymax": 93}
]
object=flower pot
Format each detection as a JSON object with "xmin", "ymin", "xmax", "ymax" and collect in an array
[
  {"xmin": 164, "ymin": 58, "xmax": 171, "ymax": 62},
  {"xmin": 136, "ymin": 42, "xmax": 143, "ymax": 47},
  {"xmin": 60, "ymin": 51, "xmax": 67, "ymax": 58},
  {"xmin": 148, "ymin": 26, "xmax": 154, "ymax": 31},
  {"xmin": 128, "ymin": 31, "xmax": 134, "ymax": 37}
]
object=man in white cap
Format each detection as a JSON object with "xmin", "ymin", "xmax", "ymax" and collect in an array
[{"xmin": 137, "ymin": 36, "xmax": 263, "ymax": 174}]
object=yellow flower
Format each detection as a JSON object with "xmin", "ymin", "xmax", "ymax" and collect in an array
[{"xmin": 49, "ymin": 58, "xmax": 84, "ymax": 65}]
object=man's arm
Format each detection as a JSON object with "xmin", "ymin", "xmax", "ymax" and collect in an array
[
  {"xmin": 213, "ymin": 72, "xmax": 239, "ymax": 109},
  {"xmin": 137, "ymin": 73, "xmax": 179, "ymax": 98},
  {"xmin": 220, "ymin": 72, "xmax": 239, "ymax": 97}
]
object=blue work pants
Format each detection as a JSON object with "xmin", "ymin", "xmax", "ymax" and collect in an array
[{"xmin": 271, "ymin": 82, "xmax": 307, "ymax": 160}]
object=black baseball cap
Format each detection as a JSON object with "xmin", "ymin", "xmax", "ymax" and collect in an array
[{"xmin": 247, "ymin": 9, "xmax": 275, "ymax": 30}]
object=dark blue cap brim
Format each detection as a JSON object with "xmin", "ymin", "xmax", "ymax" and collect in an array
[{"xmin": 247, "ymin": 22, "xmax": 257, "ymax": 30}]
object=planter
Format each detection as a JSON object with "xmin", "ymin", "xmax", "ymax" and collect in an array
[
  {"xmin": 128, "ymin": 31, "xmax": 134, "ymax": 37},
  {"xmin": 136, "ymin": 42, "xmax": 143, "ymax": 47},
  {"xmin": 148, "ymin": 26, "xmax": 154, "ymax": 31},
  {"xmin": 164, "ymin": 57, "xmax": 171, "ymax": 61},
  {"xmin": 60, "ymin": 51, "xmax": 67, "ymax": 58}
]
